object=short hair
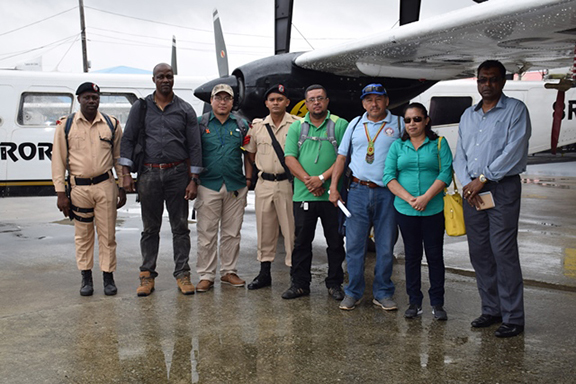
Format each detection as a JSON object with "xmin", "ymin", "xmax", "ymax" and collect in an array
[
  {"xmin": 477, "ymin": 60, "xmax": 506, "ymax": 78},
  {"xmin": 153, "ymin": 63, "xmax": 172, "ymax": 76},
  {"xmin": 401, "ymin": 102, "xmax": 438, "ymax": 141},
  {"xmin": 304, "ymin": 84, "xmax": 327, "ymax": 99}
]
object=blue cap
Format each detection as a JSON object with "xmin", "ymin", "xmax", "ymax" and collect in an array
[{"xmin": 360, "ymin": 83, "xmax": 387, "ymax": 99}]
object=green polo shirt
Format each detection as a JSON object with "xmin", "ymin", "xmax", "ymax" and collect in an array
[
  {"xmin": 284, "ymin": 111, "xmax": 348, "ymax": 202},
  {"xmin": 198, "ymin": 112, "xmax": 248, "ymax": 192}
]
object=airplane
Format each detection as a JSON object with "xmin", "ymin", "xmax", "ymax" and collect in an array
[
  {"xmin": 412, "ymin": 77, "xmax": 576, "ymax": 156},
  {"xmin": 0, "ymin": 70, "xmax": 207, "ymax": 196},
  {"xmin": 2, "ymin": 0, "xmax": 576, "ymax": 197},
  {"xmin": 194, "ymin": 0, "xmax": 576, "ymax": 151}
]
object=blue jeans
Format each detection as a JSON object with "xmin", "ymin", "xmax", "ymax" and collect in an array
[
  {"xmin": 138, "ymin": 162, "xmax": 191, "ymax": 278},
  {"xmin": 344, "ymin": 183, "xmax": 396, "ymax": 300},
  {"xmin": 395, "ymin": 211, "xmax": 445, "ymax": 307}
]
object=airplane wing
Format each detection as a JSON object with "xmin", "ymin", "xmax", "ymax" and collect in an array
[{"xmin": 295, "ymin": 0, "xmax": 576, "ymax": 80}]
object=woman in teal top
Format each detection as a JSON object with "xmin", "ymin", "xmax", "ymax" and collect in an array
[{"xmin": 383, "ymin": 102, "xmax": 453, "ymax": 320}]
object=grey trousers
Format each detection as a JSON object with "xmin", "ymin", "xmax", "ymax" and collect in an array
[{"xmin": 463, "ymin": 175, "xmax": 525, "ymax": 326}]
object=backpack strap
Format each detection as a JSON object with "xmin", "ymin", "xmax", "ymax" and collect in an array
[{"xmin": 297, "ymin": 116, "xmax": 339, "ymax": 154}]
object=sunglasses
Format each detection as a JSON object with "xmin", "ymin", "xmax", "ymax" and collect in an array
[
  {"xmin": 477, "ymin": 76, "xmax": 502, "ymax": 85},
  {"xmin": 362, "ymin": 85, "xmax": 385, "ymax": 94},
  {"xmin": 404, "ymin": 116, "xmax": 424, "ymax": 123}
]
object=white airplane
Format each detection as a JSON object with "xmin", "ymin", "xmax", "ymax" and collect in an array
[
  {"xmin": 0, "ymin": 70, "xmax": 207, "ymax": 196},
  {"xmin": 2, "ymin": 0, "xmax": 576, "ymax": 196},
  {"xmin": 412, "ymin": 77, "xmax": 576, "ymax": 155}
]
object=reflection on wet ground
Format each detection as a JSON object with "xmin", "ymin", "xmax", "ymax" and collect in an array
[{"xmin": 1, "ymin": 165, "xmax": 576, "ymax": 383}]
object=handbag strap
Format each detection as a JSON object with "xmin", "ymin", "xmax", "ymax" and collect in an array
[
  {"xmin": 437, "ymin": 136, "xmax": 458, "ymax": 193},
  {"xmin": 264, "ymin": 123, "xmax": 292, "ymax": 179}
]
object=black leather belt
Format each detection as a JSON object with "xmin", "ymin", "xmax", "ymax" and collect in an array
[
  {"xmin": 144, "ymin": 160, "xmax": 185, "ymax": 169},
  {"xmin": 75, "ymin": 171, "xmax": 110, "ymax": 186},
  {"xmin": 351, "ymin": 176, "xmax": 379, "ymax": 188},
  {"xmin": 261, "ymin": 172, "xmax": 289, "ymax": 181}
]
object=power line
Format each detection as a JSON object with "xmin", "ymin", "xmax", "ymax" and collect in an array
[
  {"xmin": 0, "ymin": 7, "xmax": 77, "ymax": 37},
  {"xmin": 0, "ymin": 34, "xmax": 80, "ymax": 61}
]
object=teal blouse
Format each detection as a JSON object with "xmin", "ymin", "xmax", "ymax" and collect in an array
[{"xmin": 383, "ymin": 136, "xmax": 453, "ymax": 216}]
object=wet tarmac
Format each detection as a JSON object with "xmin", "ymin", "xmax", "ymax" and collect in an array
[{"xmin": 1, "ymin": 163, "xmax": 576, "ymax": 383}]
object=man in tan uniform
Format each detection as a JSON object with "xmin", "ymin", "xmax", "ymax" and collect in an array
[
  {"xmin": 244, "ymin": 84, "xmax": 299, "ymax": 289},
  {"xmin": 52, "ymin": 82, "xmax": 126, "ymax": 296}
]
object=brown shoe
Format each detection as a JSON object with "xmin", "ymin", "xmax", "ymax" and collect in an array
[
  {"xmin": 137, "ymin": 271, "xmax": 155, "ymax": 297},
  {"xmin": 221, "ymin": 273, "xmax": 245, "ymax": 287},
  {"xmin": 176, "ymin": 273, "xmax": 195, "ymax": 295},
  {"xmin": 196, "ymin": 279, "xmax": 214, "ymax": 292}
]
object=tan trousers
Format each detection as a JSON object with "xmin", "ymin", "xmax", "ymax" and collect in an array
[
  {"xmin": 70, "ymin": 177, "xmax": 118, "ymax": 272},
  {"xmin": 254, "ymin": 178, "xmax": 294, "ymax": 266},
  {"xmin": 195, "ymin": 184, "xmax": 247, "ymax": 281}
]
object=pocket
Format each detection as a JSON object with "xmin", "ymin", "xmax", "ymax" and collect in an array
[
  {"xmin": 258, "ymin": 142, "xmax": 272, "ymax": 155},
  {"xmin": 69, "ymin": 135, "xmax": 86, "ymax": 150}
]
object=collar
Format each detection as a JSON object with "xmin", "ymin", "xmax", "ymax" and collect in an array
[
  {"xmin": 77, "ymin": 110, "xmax": 103, "ymax": 124},
  {"xmin": 304, "ymin": 110, "xmax": 332, "ymax": 128},
  {"xmin": 474, "ymin": 93, "xmax": 508, "ymax": 112},
  {"xmin": 209, "ymin": 111, "xmax": 236, "ymax": 123},
  {"xmin": 399, "ymin": 135, "xmax": 431, "ymax": 149},
  {"xmin": 263, "ymin": 112, "xmax": 292, "ymax": 128},
  {"xmin": 361, "ymin": 110, "xmax": 392, "ymax": 125}
]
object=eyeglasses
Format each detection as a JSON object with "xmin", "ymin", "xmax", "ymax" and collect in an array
[
  {"xmin": 214, "ymin": 95, "xmax": 233, "ymax": 102},
  {"xmin": 477, "ymin": 76, "xmax": 501, "ymax": 85},
  {"xmin": 404, "ymin": 116, "xmax": 424, "ymax": 124},
  {"xmin": 362, "ymin": 85, "xmax": 385, "ymax": 94},
  {"xmin": 306, "ymin": 96, "xmax": 326, "ymax": 103}
]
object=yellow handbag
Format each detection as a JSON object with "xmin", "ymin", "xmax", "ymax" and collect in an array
[{"xmin": 438, "ymin": 137, "xmax": 466, "ymax": 237}]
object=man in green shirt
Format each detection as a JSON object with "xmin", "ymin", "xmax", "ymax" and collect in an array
[
  {"xmin": 195, "ymin": 84, "xmax": 252, "ymax": 292},
  {"xmin": 282, "ymin": 84, "xmax": 348, "ymax": 300}
]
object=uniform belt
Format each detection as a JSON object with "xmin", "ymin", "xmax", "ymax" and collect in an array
[
  {"xmin": 75, "ymin": 171, "xmax": 110, "ymax": 186},
  {"xmin": 351, "ymin": 176, "xmax": 380, "ymax": 188},
  {"xmin": 261, "ymin": 172, "xmax": 289, "ymax": 181},
  {"xmin": 144, "ymin": 160, "xmax": 185, "ymax": 169}
]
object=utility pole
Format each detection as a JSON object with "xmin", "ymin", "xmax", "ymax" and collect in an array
[{"xmin": 79, "ymin": 0, "xmax": 89, "ymax": 72}]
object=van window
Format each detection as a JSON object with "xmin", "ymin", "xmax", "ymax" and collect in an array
[
  {"xmin": 429, "ymin": 96, "xmax": 473, "ymax": 126},
  {"xmin": 18, "ymin": 93, "xmax": 73, "ymax": 126},
  {"xmin": 99, "ymin": 93, "xmax": 138, "ymax": 126}
]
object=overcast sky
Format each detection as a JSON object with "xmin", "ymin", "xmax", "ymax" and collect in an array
[{"xmin": 0, "ymin": 0, "xmax": 478, "ymax": 78}]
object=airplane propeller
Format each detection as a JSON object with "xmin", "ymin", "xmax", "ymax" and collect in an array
[{"xmin": 545, "ymin": 78, "xmax": 573, "ymax": 154}]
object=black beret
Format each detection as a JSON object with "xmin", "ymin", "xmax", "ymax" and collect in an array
[
  {"xmin": 76, "ymin": 82, "xmax": 100, "ymax": 95},
  {"xmin": 264, "ymin": 84, "xmax": 287, "ymax": 100}
]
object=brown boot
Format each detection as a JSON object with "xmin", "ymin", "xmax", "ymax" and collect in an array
[
  {"xmin": 176, "ymin": 273, "xmax": 195, "ymax": 295},
  {"xmin": 137, "ymin": 271, "xmax": 155, "ymax": 297}
]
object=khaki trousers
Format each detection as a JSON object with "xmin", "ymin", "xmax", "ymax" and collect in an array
[
  {"xmin": 70, "ymin": 177, "xmax": 118, "ymax": 272},
  {"xmin": 195, "ymin": 184, "xmax": 247, "ymax": 281},
  {"xmin": 254, "ymin": 178, "xmax": 294, "ymax": 265}
]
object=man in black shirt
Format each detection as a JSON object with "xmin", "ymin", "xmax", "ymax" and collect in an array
[{"xmin": 120, "ymin": 63, "xmax": 202, "ymax": 296}]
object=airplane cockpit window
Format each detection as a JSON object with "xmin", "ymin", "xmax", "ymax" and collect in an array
[
  {"xmin": 429, "ymin": 96, "xmax": 473, "ymax": 126},
  {"xmin": 99, "ymin": 93, "xmax": 138, "ymax": 126},
  {"xmin": 17, "ymin": 93, "xmax": 73, "ymax": 127}
]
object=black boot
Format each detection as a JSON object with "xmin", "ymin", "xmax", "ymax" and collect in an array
[
  {"xmin": 80, "ymin": 270, "xmax": 94, "ymax": 296},
  {"xmin": 103, "ymin": 272, "xmax": 118, "ymax": 296},
  {"xmin": 247, "ymin": 262, "xmax": 272, "ymax": 290}
]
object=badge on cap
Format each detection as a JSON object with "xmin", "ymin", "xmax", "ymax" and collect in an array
[{"xmin": 278, "ymin": 84, "xmax": 284, "ymax": 93}]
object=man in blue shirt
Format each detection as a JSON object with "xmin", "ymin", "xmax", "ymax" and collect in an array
[
  {"xmin": 453, "ymin": 60, "xmax": 531, "ymax": 338},
  {"xmin": 329, "ymin": 83, "xmax": 403, "ymax": 311}
]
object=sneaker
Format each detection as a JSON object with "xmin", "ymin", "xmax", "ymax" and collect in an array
[
  {"xmin": 328, "ymin": 286, "xmax": 345, "ymax": 301},
  {"xmin": 196, "ymin": 280, "xmax": 214, "ymax": 292},
  {"xmin": 372, "ymin": 296, "xmax": 398, "ymax": 311},
  {"xmin": 281, "ymin": 285, "xmax": 310, "ymax": 299},
  {"xmin": 136, "ymin": 271, "xmax": 155, "ymax": 297},
  {"xmin": 221, "ymin": 273, "xmax": 245, "ymax": 287},
  {"xmin": 432, "ymin": 305, "xmax": 448, "ymax": 321},
  {"xmin": 339, "ymin": 295, "xmax": 362, "ymax": 310},
  {"xmin": 404, "ymin": 304, "xmax": 423, "ymax": 318},
  {"xmin": 176, "ymin": 273, "xmax": 195, "ymax": 295}
]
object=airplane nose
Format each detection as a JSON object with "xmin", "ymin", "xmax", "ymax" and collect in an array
[{"xmin": 194, "ymin": 75, "xmax": 239, "ymax": 103}]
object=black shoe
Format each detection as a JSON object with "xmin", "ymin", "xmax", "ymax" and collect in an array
[
  {"xmin": 328, "ymin": 286, "xmax": 345, "ymax": 301},
  {"xmin": 80, "ymin": 270, "xmax": 94, "ymax": 296},
  {"xmin": 495, "ymin": 323, "xmax": 524, "ymax": 338},
  {"xmin": 103, "ymin": 272, "xmax": 118, "ymax": 296},
  {"xmin": 471, "ymin": 314, "xmax": 503, "ymax": 328},
  {"xmin": 281, "ymin": 285, "xmax": 310, "ymax": 299},
  {"xmin": 247, "ymin": 274, "xmax": 271, "ymax": 290}
]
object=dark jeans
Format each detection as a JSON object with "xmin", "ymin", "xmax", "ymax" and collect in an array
[
  {"xmin": 396, "ymin": 211, "xmax": 445, "ymax": 307},
  {"xmin": 138, "ymin": 162, "xmax": 191, "ymax": 278},
  {"xmin": 291, "ymin": 201, "xmax": 345, "ymax": 290}
]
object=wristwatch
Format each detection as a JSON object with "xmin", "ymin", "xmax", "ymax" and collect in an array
[
  {"xmin": 318, "ymin": 174, "xmax": 325, "ymax": 182},
  {"xmin": 191, "ymin": 177, "xmax": 201, "ymax": 185},
  {"xmin": 479, "ymin": 174, "xmax": 487, "ymax": 183}
]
